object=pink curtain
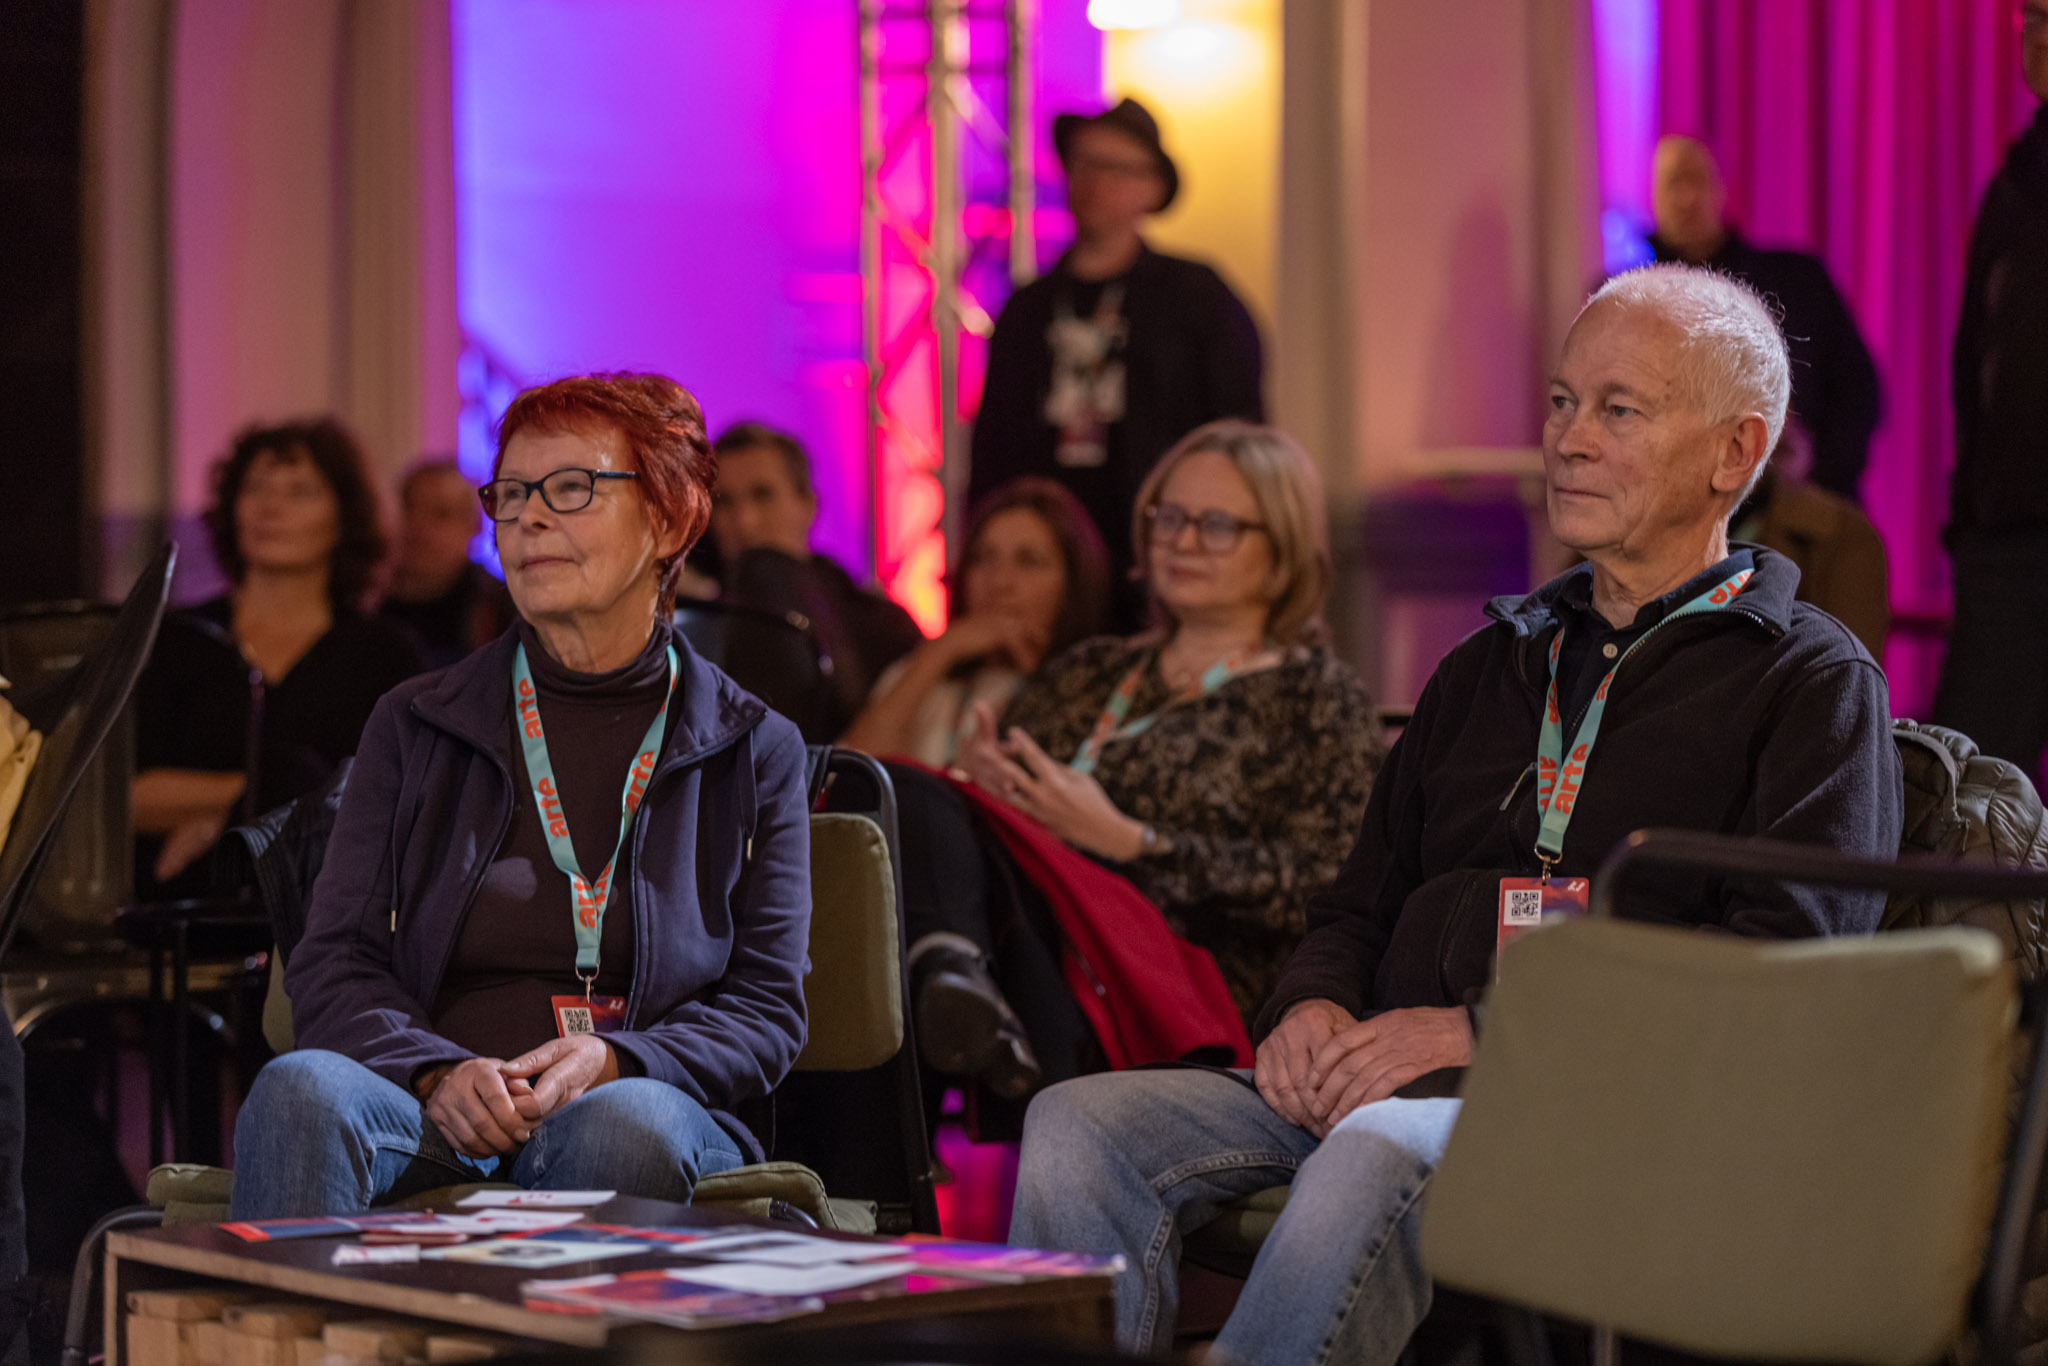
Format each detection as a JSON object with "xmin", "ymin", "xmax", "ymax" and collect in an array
[{"xmin": 1656, "ymin": 0, "xmax": 2035, "ymax": 713}]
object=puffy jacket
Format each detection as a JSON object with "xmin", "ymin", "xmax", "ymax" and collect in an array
[
  {"xmin": 1884, "ymin": 721, "xmax": 2048, "ymax": 1356},
  {"xmin": 1885, "ymin": 721, "xmax": 2048, "ymax": 962}
]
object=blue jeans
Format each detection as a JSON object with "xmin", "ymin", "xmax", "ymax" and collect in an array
[
  {"xmin": 228, "ymin": 1050, "xmax": 746, "ymax": 1220},
  {"xmin": 1009, "ymin": 1068, "xmax": 1460, "ymax": 1365}
]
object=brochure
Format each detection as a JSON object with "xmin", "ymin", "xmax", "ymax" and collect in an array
[
  {"xmin": 221, "ymin": 1212, "xmax": 449, "ymax": 1242},
  {"xmin": 222, "ymin": 1209, "xmax": 581, "ymax": 1242},
  {"xmin": 520, "ymin": 1270, "xmax": 823, "ymax": 1328},
  {"xmin": 662, "ymin": 1230, "xmax": 912, "ymax": 1267},
  {"xmin": 458, "ymin": 1189, "xmax": 615, "ymax": 1208},
  {"xmin": 887, "ymin": 1239, "xmax": 1126, "ymax": 1280},
  {"xmin": 423, "ymin": 1237, "xmax": 652, "ymax": 1270}
]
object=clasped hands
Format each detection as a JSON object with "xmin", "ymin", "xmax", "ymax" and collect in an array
[
  {"xmin": 417, "ymin": 1034, "xmax": 619, "ymax": 1159},
  {"xmin": 1254, "ymin": 998, "xmax": 1473, "ymax": 1138},
  {"xmin": 953, "ymin": 701, "xmax": 1146, "ymax": 862}
]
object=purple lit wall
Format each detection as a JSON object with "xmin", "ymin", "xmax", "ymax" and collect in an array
[
  {"xmin": 453, "ymin": 0, "xmax": 867, "ymax": 568},
  {"xmin": 452, "ymin": 0, "xmax": 1102, "ymax": 589},
  {"xmin": 1588, "ymin": 0, "xmax": 1657, "ymax": 273}
]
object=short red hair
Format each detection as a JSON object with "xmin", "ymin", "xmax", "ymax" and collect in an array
[{"xmin": 495, "ymin": 372, "xmax": 714, "ymax": 613}]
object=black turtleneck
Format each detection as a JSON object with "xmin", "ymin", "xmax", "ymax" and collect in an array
[{"xmin": 429, "ymin": 618, "xmax": 676, "ymax": 1062}]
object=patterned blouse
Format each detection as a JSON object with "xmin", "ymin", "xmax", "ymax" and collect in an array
[{"xmin": 999, "ymin": 636, "xmax": 1384, "ymax": 1023}]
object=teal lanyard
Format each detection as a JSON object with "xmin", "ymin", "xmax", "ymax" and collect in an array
[
  {"xmin": 1071, "ymin": 647, "xmax": 1265, "ymax": 776},
  {"xmin": 1533, "ymin": 567, "xmax": 1753, "ymax": 875},
  {"xmin": 513, "ymin": 642, "xmax": 679, "ymax": 992}
]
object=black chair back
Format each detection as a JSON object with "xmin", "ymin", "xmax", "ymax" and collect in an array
[
  {"xmin": 775, "ymin": 746, "xmax": 939, "ymax": 1235},
  {"xmin": 0, "ymin": 546, "xmax": 174, "ymax": 956},
  {"xmin": 0, "ymin": 603, "xmax": 129, "ymax": 945},
  {"xmin": 674, "ymin": 599, "xmax": 835, "ymax": 742}
]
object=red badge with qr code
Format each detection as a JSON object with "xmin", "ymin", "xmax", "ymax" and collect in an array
[
  {"xmin": 1496, "ymin": 876, "xmax": 1591, "ymax": 955},
  {"xmin": 550, "ymin": 995, "xmax": 626, "ymax": 1039}
]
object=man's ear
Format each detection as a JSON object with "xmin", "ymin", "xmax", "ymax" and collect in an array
[{"xmin": 1710, "ymin": 414, "xmax": 1770, "ymax": 496}]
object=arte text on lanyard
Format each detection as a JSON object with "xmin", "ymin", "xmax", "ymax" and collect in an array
[
  {"xmin": 1532, "ymin": 568, "xmax": 1753, "ymax": 875},
  {"xmin": 513, "ymin": 643, "xmax": 679, "ymax": 998}
]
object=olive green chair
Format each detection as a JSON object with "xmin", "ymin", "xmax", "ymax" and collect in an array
[
  {"xmin": 1186, "ymin": 829, "xmax": 2048, "ymax": 1366},
  {"xmin": 1427, "ymin": 911, "xmax": 2032, "ymax": 1366}
]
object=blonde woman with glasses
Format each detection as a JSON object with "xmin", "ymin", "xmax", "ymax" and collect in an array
[{"xmin": 887, "ymin": 421, "xmax": 1383, "ymax": 1107}]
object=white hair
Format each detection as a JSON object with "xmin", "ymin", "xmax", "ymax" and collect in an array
[{"xmin": 1585, "ymin": 264, "xmax": 1791, "ymax": 502}]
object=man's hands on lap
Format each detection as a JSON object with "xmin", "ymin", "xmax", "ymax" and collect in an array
[
  {"xmin": 1255, "ymin": 998, "xmax": 1358, "ymax": 1130},
  {"xmin": 417, "ymin": 1037, "xmax": 619, "ymax": 1159},
  {"xmin": 1303, "ymin": 1007, "xmax": 1472, "ymax": 1137}
]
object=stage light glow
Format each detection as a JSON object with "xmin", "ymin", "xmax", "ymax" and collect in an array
[
  {"xmin": 1112, "ymin": 20, "xmax": 1255, "ymax": 92},
  {"xmin": 1088, "ymin": 0, "xmax": 1180, "ymax": 32}
]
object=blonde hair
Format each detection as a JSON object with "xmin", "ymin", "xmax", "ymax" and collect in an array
[{"xmin": 1131, "ymin": 420, "xmax": 1333, "ymax": 647}]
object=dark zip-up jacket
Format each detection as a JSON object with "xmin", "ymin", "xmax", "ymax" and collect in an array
[
  {"xmin": 286, "ymin": 626, "xmax": 811, "ymax": 1159},
  {"xmin": 1255, "ymin": 547, "xmax": 1901, "ymax": 1043}
]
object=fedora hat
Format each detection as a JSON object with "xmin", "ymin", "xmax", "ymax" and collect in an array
[{"xmin": 1052, "ymin": 97, "xmax": 1179, "ymax": 212}]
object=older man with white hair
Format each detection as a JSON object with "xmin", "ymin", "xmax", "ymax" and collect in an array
[{"xmin": 1007, "ymin": 264, "xmax": 1904, "ymax": 1366}]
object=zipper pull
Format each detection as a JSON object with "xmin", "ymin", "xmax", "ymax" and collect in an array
[
  {"xmin": 390, "ymin": 908, "xmax": 397, "ymax": 933},
  {"xmin": 1501, "ymin": 762, "xmax": 1537, "ymax": 812}
]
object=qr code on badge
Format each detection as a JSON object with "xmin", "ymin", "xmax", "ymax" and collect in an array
[
  {"xmin": 559, "ymin": 1007, "xmax": 595, "ymax": 1035},
  {"xmin": 1503, "ymin": 888, "xmax": 1543, "ymax": 925}
]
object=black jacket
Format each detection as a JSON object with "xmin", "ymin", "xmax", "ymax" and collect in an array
[
  {"xmin": 970, "ymin": 243, "xmax": 1264, "ymax": 626},
  {"xmin": 1649, "ymin": 233, "xmax": 1881, "ymax": 501},
  {"xmin": 1256, "ymin": 547, "xmax": 1903, "ymax": 1044},
  {"xmin": 723, "ymin": 548, "xmax": 924, "ymax": 738},
  {"xmin": 1952, "ymin": 105, "xmax": 2048, "ymax": 539}
]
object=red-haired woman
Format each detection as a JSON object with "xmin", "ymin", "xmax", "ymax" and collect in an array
[{"xmin": 229, "ymin": 373, "xmax": 812, "ymax": 1218}]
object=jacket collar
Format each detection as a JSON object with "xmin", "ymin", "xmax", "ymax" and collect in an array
[
  {"xmin": 408, "ymin": 621, "xmax": 768, "ymax": 769},
  {"xmin": 1485, "ymin": 542, "xmax": 1799, "ymax": 639}
]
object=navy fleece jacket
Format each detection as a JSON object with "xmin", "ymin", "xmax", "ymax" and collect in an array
[{"xmin": 285, "ymin": 625, "xmax": 811, "ymax": 1159}]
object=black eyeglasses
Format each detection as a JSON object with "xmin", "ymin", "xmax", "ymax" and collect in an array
[
  {"xmin": 478, "ymin": 468, "xmax": 639, "ymax": 522},
  {"xmin": 1145, "ymin": 502, "xmax": 1267, "ymax": 554}
]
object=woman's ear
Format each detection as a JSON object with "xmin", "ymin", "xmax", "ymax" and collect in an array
[{"xmin": 652, "ymin": 510, "xmax": 690, "ymax": 565}]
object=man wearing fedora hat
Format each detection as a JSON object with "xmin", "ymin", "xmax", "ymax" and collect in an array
[{"xmin": 970, "ymin": 97, "xmax": 1265, "ymax": 630}]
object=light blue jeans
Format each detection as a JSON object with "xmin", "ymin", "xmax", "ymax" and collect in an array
[
  {"xmin": 228, "ymin": 1050, "xmax": 746, "ymax": 1220},
  {"xmin": 1009, "ymin": 1068, "xmax": 1460, "ymax": 1365}
]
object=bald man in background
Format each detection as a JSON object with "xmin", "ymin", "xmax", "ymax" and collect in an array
[{"xmin": 1651, "ymin": 135, "xmax": 1881, "ymax": 503}]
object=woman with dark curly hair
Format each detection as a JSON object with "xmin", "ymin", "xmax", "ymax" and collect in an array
[{"xmin": 132, "ymin": 418, "xmax": 424, "ymax": 893}]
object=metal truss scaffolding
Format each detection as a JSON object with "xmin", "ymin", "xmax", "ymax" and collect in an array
[{"xmin": 859, "ymin": 0, "xmax": 1037, "ymax": 633}]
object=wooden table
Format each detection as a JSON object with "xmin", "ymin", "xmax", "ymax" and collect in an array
[{"xmin": 104, "ymin": 1196, "xmax": 1114, "ymax": 1360}]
